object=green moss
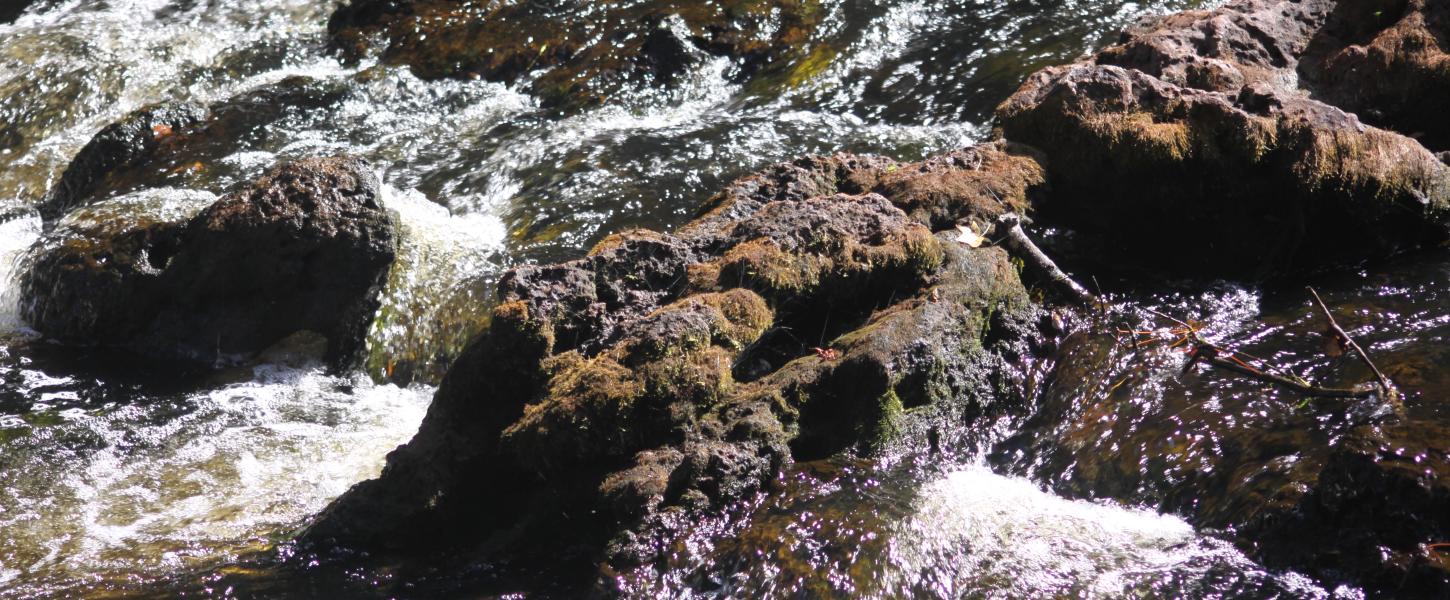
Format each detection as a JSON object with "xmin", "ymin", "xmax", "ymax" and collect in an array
[{"xmin": 862, "ymin": 388, "xmax": 905, "ymax": 453}]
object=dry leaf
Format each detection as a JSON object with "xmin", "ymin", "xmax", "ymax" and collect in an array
[{"xmin": 955, "ymin": 223, "xmax": 986, "ymax": 247}]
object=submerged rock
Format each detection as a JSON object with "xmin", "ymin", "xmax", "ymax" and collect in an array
[
  {"xmin": 21, "ymin": 156, "xmax": 398, "ymax": 367},
  {"xmin": 302, "ymin": 142, "xmax": 1049, "ymax": 590},
  {"xmin": 996, "ymin": 0, "xmax": 1450, "ymax": 278},
  {"xmin": 326, "ymin": 0, "xmax": 825, "ymax": 107},
  {"xmin": 1248, "ymin": 422, "xmax": 1450, "ymax": 597}
]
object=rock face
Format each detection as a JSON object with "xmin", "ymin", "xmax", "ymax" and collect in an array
[
  {"xmin": 996, "ymin": 0, "xmax": 1450, "ymax": 278},
  {"xmin": 303, "ymin": 142, "xmax": 1051, "ymax": 589},
  {"xmin": 21, "ymin": 156, "xmax": 398, "ymax": 367},
  {"xmin": 326, "ymin": 0, "xmax": 825, "ymax": 107}
]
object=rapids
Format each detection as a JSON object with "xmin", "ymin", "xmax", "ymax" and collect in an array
[{"xmin": 4, "ymin": 0, "xmax": 1433, "ymax": 597}]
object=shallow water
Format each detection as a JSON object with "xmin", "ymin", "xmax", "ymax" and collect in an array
[{"xmin": 10, "ymin": 0, "xmax": 1439, "ymax": 597}]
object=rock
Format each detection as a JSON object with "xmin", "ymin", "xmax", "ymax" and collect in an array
[
  {"xmin": 20, "ymin": 156, "xmax": 398, "ymax": 367},
  {"xmin": 993, "ymin": 315, "xmax": 1450, "ymax": 597},
  {"xmin": 326, "ymin": 0, "xmax": 825, "ymax": 108},
  {"xmin": 37, "ymin": 76, "xmax": 346, "ymax": 223},
  {"xmin": 0, "ymin": 0, "xmax": 43, "ymax": 23},
  {"xmin": 1300, "ymin": 0, "xmax": 1450, "ymax": 151},
  {"xmin": 1246, "ymin": 422, "xmax": 1450, "ymax": 596},
  {"xmin": 996, "ymin": 0, "xmax": 1450, "ymax": 278},
  {"xmin": 302, "ymin": 142, "xmax": 1047, "ymax": 591},
  {"xmin": 38, "ymin": 102, "xmax": 209, "ymax": 222}
]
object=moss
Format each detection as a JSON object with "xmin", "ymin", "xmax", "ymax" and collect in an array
[
  {"xmin": 861, "ymin": 388, "xmax": 905, "ymax": 454},
  {"xmin": 696, "ymin": 289, "xmax": 773, "ymax": 349},
  {"xmin": 719, "ymin": 238, "xmax": 823, "ymax": 298}
]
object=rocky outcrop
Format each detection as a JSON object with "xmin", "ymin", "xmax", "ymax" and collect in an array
[
  {"xmin": 996, "ymin": 0, "xmax": 1450, "ymax": 278},
  {"xmin": 302, "ymin": 142, "xmax": 1052, "ymax": 589},
  {"xmin": 21, "ymin": 156, "xmax": 398, "ymax": 367},
  {"xmin": 301, "ymin": 0, "xmax": 1450, "ymax": 595},
  {"xmin": 326, "ymin": 0, "xmax": 825, "ymax": 107},
  {"xmin": 37, "ymin": 76, "xmax": 346, "ymax": 222}
]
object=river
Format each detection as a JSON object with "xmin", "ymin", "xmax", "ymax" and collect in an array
[{"xmin": 3, "ymin": 0, "xmax": 1433, "ymax": 597}]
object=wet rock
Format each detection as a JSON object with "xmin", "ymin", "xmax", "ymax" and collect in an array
[
  {"xmin": 326, "ymin": 0, "xmax": 825, "ymax": 107},
  {"xmin": 38, "ymin": 76, "xmax": 346, "ymax": 222},
  {"xmin": 39, "ymin": 101, "xmax": 209, "ymax": 221},
  {"xmin": 997, "ymin": 0, "xmax": 1450, "ymax": 278},
  {"xmin": 302, "ymin": 142, "xmax": 1045, "ymax": 591},
  {"xmin": 995, "ymin": 315, "xmax": 1450, "ymax": 597},
  {"xmin": 0, "ymin": 0, "xmax": 44, "ymax": 24},
  {"xmin": 21, "ymin": 156, "xmax": 398, "ymax": 367},
  {"xmin": 1246, "ymin": 422, "xmax": 1450, "ymax": 595}
]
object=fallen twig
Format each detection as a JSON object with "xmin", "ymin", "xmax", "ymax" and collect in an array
[
  {"xmin": 993, "ymin": 213, "xmax": 1098, "ymax": 307},
  {"xmin": 1307, "ymin": 287, "xmax": 1396, "ymax": 398},
  {"xmin": 1187, "ymin": 343, "xmax": 1374, "ymax": 398}
]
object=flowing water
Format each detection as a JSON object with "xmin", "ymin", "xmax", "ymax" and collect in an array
[{"xmin": 4, "ymin": 0, "xmax": 1442, "ymax": 597}]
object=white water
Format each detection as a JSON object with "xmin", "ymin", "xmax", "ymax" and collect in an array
[{"xmin": 0, "ymin": 0, "xmax": 1260, "ymax": 596}]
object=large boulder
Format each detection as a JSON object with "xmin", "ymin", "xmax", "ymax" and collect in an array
[
  {"xmin": 996, "ymin": 0, "xmax": 1450, "ymax": 278},
  {"xmin": 20, "ymin": 156, "xmax": 398, "ymax": 367},
  {"xmin": 302, "ymin": 142, "xmax": 1052, "ymax": 591},
  {"xmin": 326, "ymin": 0, "xmax": 826, "ymax": 107}
]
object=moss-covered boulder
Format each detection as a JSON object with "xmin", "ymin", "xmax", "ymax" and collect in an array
[
  {"xmin": 996, "ymin": 0, "xmax": 1450, "ymax": 278},
  {"xmin": 21, "ymin": 156, "xmax": 398, "ymax": 367},
  {"xmin": 326, "ymin": 0, "xmax": 826, "ymax": 107},
  {"xmin": 302, "ymin": 142, "xmax": 1051, "ymax": 592}
]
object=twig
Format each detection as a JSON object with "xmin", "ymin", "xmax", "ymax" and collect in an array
[
  {"xmin": 1186, "ymin": 343, "xmax": 1374, "ymax": 398},
  {"xmin": 1307, "ymin": 287, "xmax": 1395, "ymax": 397},
  {"xmin": 993, "ymin": 213, "xmax": 1098, "ymax": 307}
]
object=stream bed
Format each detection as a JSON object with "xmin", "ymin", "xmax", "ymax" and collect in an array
[{"xmin": 3, "ymin": 0, "xmax": 1440, "ymax": 597}]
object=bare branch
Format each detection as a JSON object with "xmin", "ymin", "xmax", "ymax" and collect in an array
[
  {"xmin": 993, "ymin": 213, "xmax": 1098, "ymax": 307},
  {"xmin": 1307, "ymin": 287, "xmax": 1395, "ymax": 397}
]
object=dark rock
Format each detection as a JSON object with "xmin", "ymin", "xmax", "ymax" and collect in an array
[
  {"xmin": 325, "ymin": 0, "xmax": 825, "ymax": 108},
  {"xmin": 997, "ymin": 0, "xmax": 1450, "ymax": 279},
  {"xmin": 38, "ymin": 76, "xmax": 346, "ymax": 223},
  {"xmin": 21, "ymin": 156, "xmax": 398, "ymax": 367},
  {"xmin": 302, "ymin": 143, "xmax": 1046, "ymax": 591},
  {"xmin": 39, "ymin": 102, "xmax": 208, "ymax": 222},
  {"xmin": 1246, "ymin": 422, "xmax": 1450, "ymax": 596},
  {"xmin": 0, "ymin": 0, "xmax": 43, "ymax": 24}
]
